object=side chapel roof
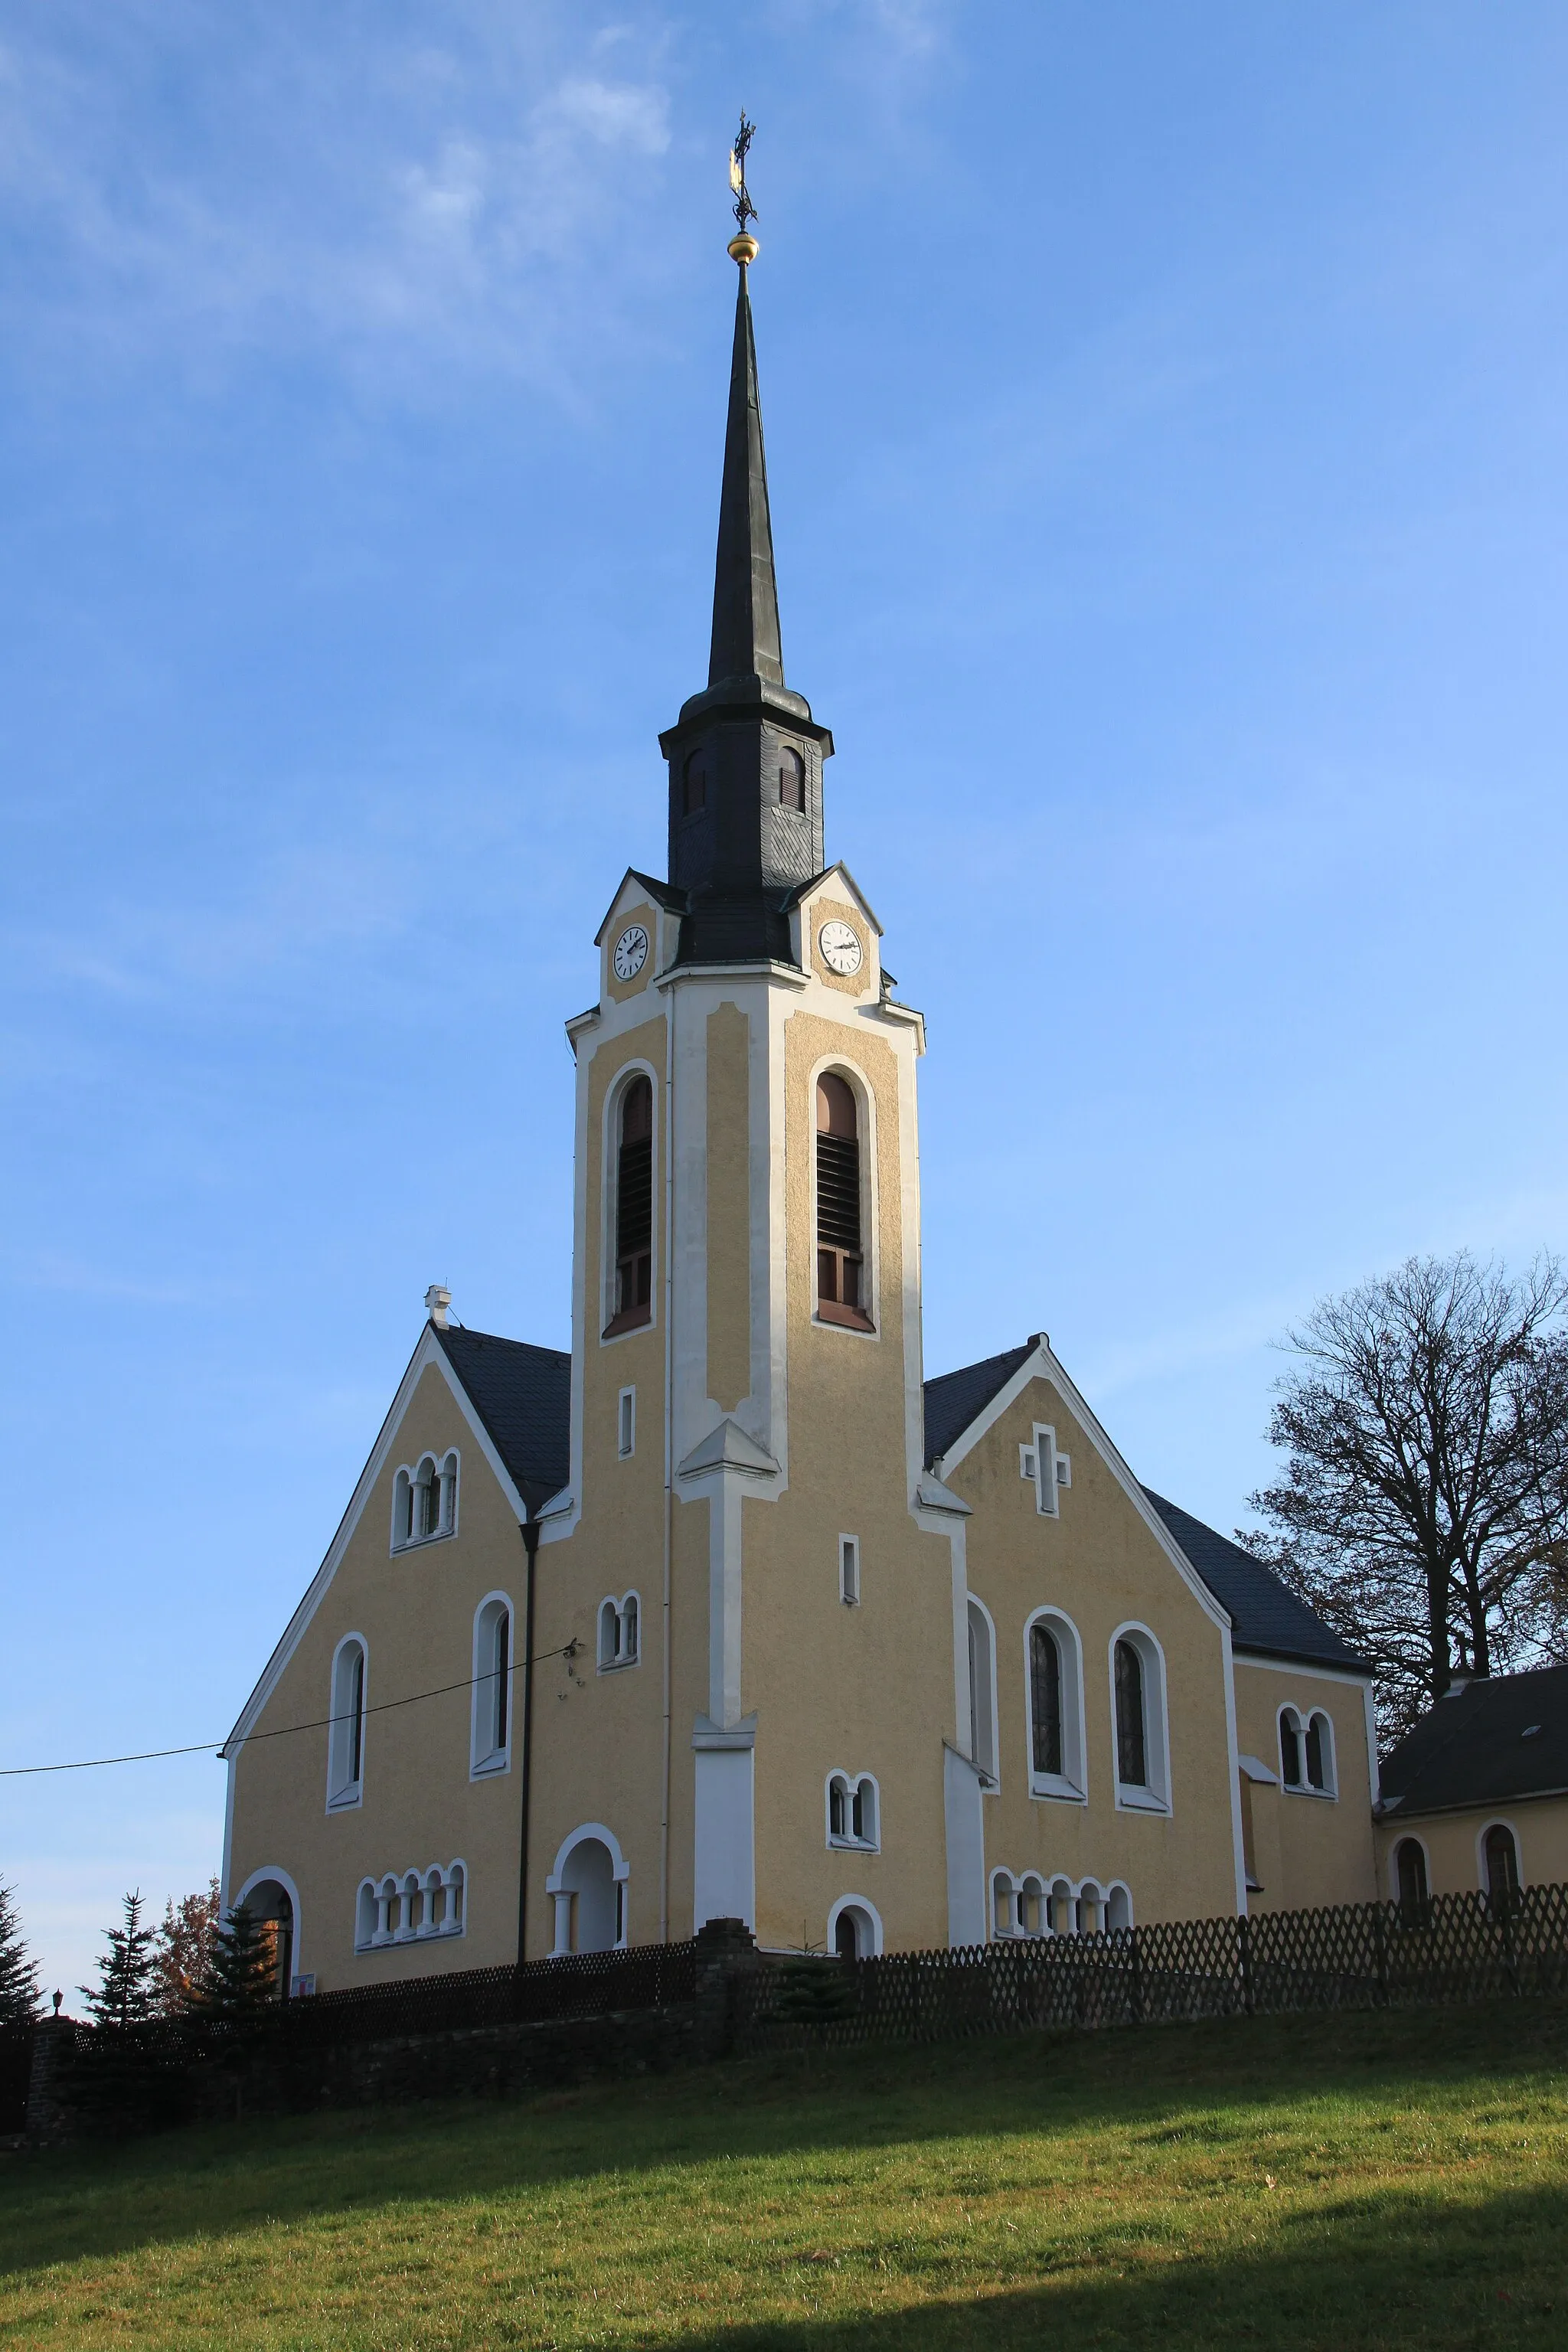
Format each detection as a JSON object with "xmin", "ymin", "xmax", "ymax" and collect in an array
[
  {"xmin": 923, "ymin": 1342, "xmax": 1367, "ymax": 1675},
  {"xmin": 433, "ymin": 1324, "xmax": 570, "ymax": 1509},
  {"xmin": 1377, "ymin": 1664, "xmax": 1568, "ymax": 1818}
]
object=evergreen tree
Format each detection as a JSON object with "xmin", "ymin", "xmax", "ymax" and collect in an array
[
  {"xmin": 188, "ymin": 1903, "xmax": 278, "ymax": 2017},
  {"xmin": 80, "ymin": 1891, "xmax": 159, "ymax": 2030},
  {"xmin": 0, "ymin": 1880, "xmax": 41, "ymax": 2027}
]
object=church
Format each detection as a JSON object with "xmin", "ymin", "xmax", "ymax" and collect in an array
[{"xmin": 220, "ymin": 214, "xmax": 1380, "ymax": 1993}]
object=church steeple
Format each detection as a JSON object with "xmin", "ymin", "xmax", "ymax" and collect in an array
[{"xmin": 659, "ymin": 139, "xmax": 832, "ymax": 966}]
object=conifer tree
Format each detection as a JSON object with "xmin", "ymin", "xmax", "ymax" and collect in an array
[
  {"xmin": 189, "ymin": 1903, "xmax": 278, "ymax": 2017},
  {"xmin": 0, "ymin": 1880, "xmax": 41, "ymax": 2026},
  {"xmin": 80, "ymin": 1891, "xmax": 159, "ymax": 2030}
]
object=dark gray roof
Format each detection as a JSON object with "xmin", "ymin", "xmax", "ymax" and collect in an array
[
  {"xmin": 1142, "ymin": 1491, "xmax": 1369, "ymax": 1674},
  {"xmin": 433, "ymin": 1325, "xmax": 570, "ymax": 1509},
  {"xmin": 1378, "ymin": 1665, "xmax": 1568, "ymax": 1817},
  {"xmin": 923, "ymin": 1343, "xmax": 1035, "ymax": 1466}
]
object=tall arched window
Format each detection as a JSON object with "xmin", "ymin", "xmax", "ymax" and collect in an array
[
  {"xmin": 1026, "ymin": 1609, "xmax": 1085, "ymax": 1798},
  {"xmin": 967, "ymin": 1598, "xmax": 998, "ymax": 1782},
  {"xmin": 815, "ymin": 1073, "xmax": 871, "ymax": 1329},
  {"xmin": 1484, "ymin": 1821, "xmax": 1520, "ymax": 1913},
  {"xmin": 1114, "ymin": 1639, "xmax": 1146, "ymax": 1788},
  {"xmin": 779, "ymin": 746, "xmax": 806, "ymax": 810},
  {"xmin": 1112, "ymin": 1626, "xmax": 1169, "ymax": 1809},
  {"xmin": 327, "ymin": 1637, "xmax": 367, "ymax": 1809},
  {"xmin": 1394, "ymin": 1837, "xmax": 1429, "ymax": 1913},
  {"xmin": 607, "ymin": 1076, "xmax": 654, "ymax": 1335},
  {"xmin": 472, "ymin": 1596, "xmax": 511, "ymax": 1776}
]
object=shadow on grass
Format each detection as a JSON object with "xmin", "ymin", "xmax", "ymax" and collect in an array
[
  {"xmin": 3, "ymin": 1998, "xmax": 1566, "ymax": 2285},
  {"xmin": 662, "ymin": 2180, "xmax": 1568, "ymax": 2351}
]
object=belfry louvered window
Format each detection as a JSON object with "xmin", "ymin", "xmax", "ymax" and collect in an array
[
  {"xmin": 815, "ymin": 1073, "xmax": 872, "ymax": 1329},
  {"xmin": 606, "ymin": 1075, "xmax": 653, "ymax": 1335},
  {"xmin": 779, "ymin": 746, "xmax": 806, "ymax": 810}
]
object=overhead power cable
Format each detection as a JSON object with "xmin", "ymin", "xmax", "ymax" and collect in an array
[{"xmin": 0, "ymin": 1642, "xmax": 582, "ymax": 1778}]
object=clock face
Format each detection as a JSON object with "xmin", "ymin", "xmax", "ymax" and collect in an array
[
  {"xmin": 818, "ymin": 920, "xmax": 864, "ymax": 978},
  {"xmin": 612, "ymin": 924, "xmax": 649, "ymax": 982}
]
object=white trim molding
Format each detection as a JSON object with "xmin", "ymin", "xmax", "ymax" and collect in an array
[{"xmin": 828, "ymin": 1893, "xmax": 884, "ymax": 1958}]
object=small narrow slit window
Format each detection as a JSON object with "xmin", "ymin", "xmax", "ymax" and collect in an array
[
  {"xmin": 618, "ymin": 1387, "xmax": 635, "ymax": 1459},
  {"xmin": 815, "ymin": 1073, "xmax": 872, "ymax": 1330},
  {"xmin": 839, "ymin": 1534, "xmax": 860, "ymax": 1606},
  {"xmin": 606, "ymin": 1076, "xmax": 653, "ymax": 1337}
]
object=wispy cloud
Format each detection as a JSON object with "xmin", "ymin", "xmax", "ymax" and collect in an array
[{"xmin": 0, "ymin": 5, "xmax": 675, "ymax": 393}]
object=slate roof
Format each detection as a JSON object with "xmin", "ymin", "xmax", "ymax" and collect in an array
[
  {"xmin": 921, "ymin": 1341, "xmax": 1365, "ymax": 1674},
  {"xmin": 1141, "ymin": 1491, "xmax": 1370, "ymax": 1674},
  {"xmin": 433, "ymin": 1324, "xmax": 570, "ymax": 1508},
  {"xmin": 1377, "ymin": 1665, "xmax": 1568, "ymax": 1818},
  {"xmin": 923, "ymin": 1343, "xmax": 1036, "ymax": 1468}
]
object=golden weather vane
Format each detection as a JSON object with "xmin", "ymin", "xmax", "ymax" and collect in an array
[{"xmin": 727, "ymin": 112, "xmax": 759, "ymax": 264}]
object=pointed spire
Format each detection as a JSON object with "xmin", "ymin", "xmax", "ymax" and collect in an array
[{"xmin": 708, "ymin": 257, "xmax": 785, "ymax": 694}]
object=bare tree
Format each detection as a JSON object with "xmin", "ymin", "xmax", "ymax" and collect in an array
[{"xmin": 1245, "ymin": 1252, "xmax": 1568, "ymax": 1736}]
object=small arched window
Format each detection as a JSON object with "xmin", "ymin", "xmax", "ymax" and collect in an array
[
  {"xmin": 472, "ymin": 1597, "xmax": 511, "ymax": 1775},
  {"xmin": 1281, "ymin": 1705, "xmax": 1335, "ymax": 1795},
  {"xmin": 826, "ymin": 1772, "xmax": 879, "ymax": 1850},
  {"xmin": 682, "ymin": 749, "xmax": 707, "ymax": 815},
  {"xmin": 1279, "ymin": 1706, "xmax": 1305, "ymax": 1788},
  {"xmin": 1395, "ymin": 1837, "xmax": 1429, "ymax": 1914},
  {"xmin": 1106, "ymin": 1883, "xmax": 1132, "ymax": 1933},
  {"xmin": 328, "ymin": 1638, "xmax": 367, "ymax": 1808},
  {"xmin": 829, "ymin": 1899, "xmax": 877, "ymax": 1958},
  {"xmin": 597, "ymin": 1592, "xmax": 640, "ymax": 1671},
  {"xmin": 1305, "ymin": 1710, "xmax": 1334, "ymax": 1795},
  {"xmin": 393, "ymin": 1452, "xmax": 457, "ymax": 1548},
  {"xmin": 607, "ymin": 1076, "xmax": 654, "ymax": 1335},
  {"xmin": 1114, "ymin": 1639, "xmax": 1146, "ymax": 1788},
  {"xmin": 1484, "ymin": 1821, "xmax": 1520, "ymax": 1913},
  {"xmin": 815, "ymin": 1073, "xmax": 871, "ymax": 1329},
  {"xmin": 779, "ymin": 746, "xmax": 806, "ymax": 811}
]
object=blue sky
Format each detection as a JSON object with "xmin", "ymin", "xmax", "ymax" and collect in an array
[{"xmin": 3, "ymin": 2, "xmax": 1566, "ymax": 2000}]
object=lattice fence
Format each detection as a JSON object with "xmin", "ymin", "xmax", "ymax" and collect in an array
[
  {"xmin": 0, "ymin": 2024, "xmax": 34, "ymax": 2135},
  {"xmin": 731, "ymin": 1883, "xmax": 1568, "ymax": 2053}
]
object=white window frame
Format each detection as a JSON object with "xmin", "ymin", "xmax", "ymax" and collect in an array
[
  {"xmin": 1279, "ymin": 1703, "xmax": 1337, "ymax": 1798},
  {"xmin": 825, "ymin": 1769, "xmax": 881, "ymax": 1852},
  {"xmin": 1023, "ymin": 1606, "xmax": 1087, "ymax": 1802},
  {"xmin": 596, "ymin": 1590, "xmax": 641, "ymax": 1672},
  {"xmin": 1019, "ymin": 1423, "xmax": 1070, "ymax": 1515},
  {"xmin": 618, "ymin": 1385, "xmax": 636, "ymax": 1459},
  {"xmin": 966, "ymin": 1594, "xmax": 1000, "ymax": 1788},
  {"xmin": 1477, "ymin": 1816, "xmax": 1524, "ymax": 1900},
  {"xmin": 838, "ymin": 1533, "xmax": 861, "ymax": 1606},
  {"xmin": 470, "ymin": 1592, "xmax": 514, "ymax": 1779},
  {"xmin": 827, "ymin": 1894, "xmax": 883, "ymax": 1957},
  {"xmin": 325, "ymin": 1633, "xmax": 368, "ymax": 1812},
  {"xmin": 390, "ymin": 1448, "xmax": 460, "ymax": 1553},
  {"xmin": 1109, "ymin": 1622, "xmax": 1171, "ymax": 1814},
  {"xmin": 600, "ymin": 1062, "xmax": 659, "ymax": 1344},
  {"xmin": 807, "ymin": 1054, "xmax": 880, "ymax": 1343}
]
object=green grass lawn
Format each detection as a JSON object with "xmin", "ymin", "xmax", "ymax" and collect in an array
[{"xmin": 2, "ymin": 1999, "xmax": 1566, "ymax": 2349}]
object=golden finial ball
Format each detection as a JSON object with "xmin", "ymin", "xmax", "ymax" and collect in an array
[{"xmin": 727, "ymin": 232, "xmax": 760, "ymax": 266}]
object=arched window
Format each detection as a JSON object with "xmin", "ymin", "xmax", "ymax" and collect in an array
[
  {"xmin": 1111, "ymin": 1626, "xmax": 1168, "ymax": 1809},
  {"xmin": 327, "ymin": 1637, "xmax": 367, "ymax": 1808},
  {"xmin": 682, "ymin": 748, "xmax": 707, "ymax": 815},
  {"xmin": 392, "ymin": 1452, "xmax": 458, "ymax": 1549},
  {"xmin": 1106, "ymin": 1883, "xmax": 1132, "ymax": 1933},
  {"xmin": 1279, "ymin": 1706, "xmax": 1305, "ymax": 1788},
  {"xmin": 1394, "ymin": 1837, "xmax": 1429, "ymax": 1914},
  {"xmin": 991, "ymin": 1869, "xmax": 1017, "ymax": 1938},
  {"xmin": 1027, "ymin": 1610, "xmax": 1085, "ymax": 1797},
  {"xmin": 967, "ymin": 1598, "xmax": 998, "ymax": 1783},
  {"xmin": 779, "ymin": 746, "xmax": 806, "ymax": 811},
  {"xmin": 1076, "ymin": 1880, "xmax": 1104, "ymax": 1937},
  {"xmin": 815, "ymin": 1073, "xmax": 871, "ymax": 1328},
  {"xmin": 598, "ymin": 1592, "xmax": 640, "ymax": 1671},
  {"xmin": 549, "ymin": 1830, "xmax": 626, "ymax": 1954},
  {"xmin": 1281, "ymin": 1705, "xmax": 1336, "ymax": 1796},
  {"xmin": 1484, "ymin": 1821, "xmax": 1520, "ymax": 1913},
  {"xmin": 1018, "ymin": 1873, "xmax": 1047, "ymax": 1936},
  {"xmin": 1114, "ymin": 1641, "xmax": 1146, "ymax": 1787},
  {"xmin": 1305, "ymin": 1710, "xmax": 1334, "ymax": 1795},
  {"xmin": 606, "ymin": 1076, "xmax": 654, "ymax": 1335},
  {"xmin": 354, "ymin": 1860, "xmax": 466, "ymax": 1952},
  {"xmin": 471, "ymin": 1596, "xmax": 511, "ymax": 1776},
  {"xmin": 826, "ymin": 1772, "xmax": 879, "ymax": 1850}
]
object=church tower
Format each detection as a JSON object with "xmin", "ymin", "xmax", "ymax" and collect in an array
[{"xmin": 529, "ymin": 198, "xmax": 979, "ymax": 1958}]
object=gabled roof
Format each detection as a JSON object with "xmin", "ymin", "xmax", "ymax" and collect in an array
[
  {"xmin": 923, "ymin": 1343, "xmax": 1036, "ymax": 1467},
  {"xmin": 432, "ymin": 1325, "xmax": 570, "ymax": 1508},
  {"xmin": 1378, "ymin": 1664, "xmax": 1568, "ymax": 1818},
  {"xmin": 1142, "ymin": 1491, "xmax": 1370, "ymax": 1674},
  {"xmin": 922, "ymin": 1340, "xmax": 1365, "ymax": 1677}
]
